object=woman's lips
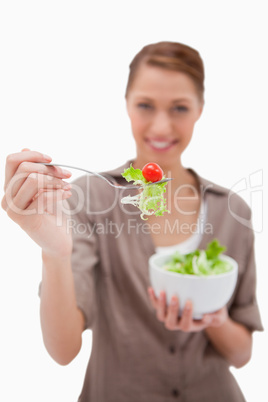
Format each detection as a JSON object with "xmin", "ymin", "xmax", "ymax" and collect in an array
[{"xmin": 146, "ymin": 139, "xmax": 177, "ymax": 151}]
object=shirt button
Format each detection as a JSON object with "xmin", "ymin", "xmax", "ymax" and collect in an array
[
  {"xmin": 171, "ymin": 389, "xmax": 180, "ymax": 397},
  {"xmin": 169, "ymin": 345, "xmax": 176, "ymax": 354}
]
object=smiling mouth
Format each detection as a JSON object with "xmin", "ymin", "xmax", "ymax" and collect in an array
[{"xmin": 146, "ymin": 139, "xmax": 177, "ymax": 150}]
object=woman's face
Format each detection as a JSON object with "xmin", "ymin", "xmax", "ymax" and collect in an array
[{"xmin": 126, "ymin": 64, "xmax": 204, "ymax": 169}]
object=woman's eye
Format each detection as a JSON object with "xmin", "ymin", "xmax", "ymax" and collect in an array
[
  {"xmin": 137, "ymin": 103, "xmax": 152, "ymax": 110},
  {"xmin": 173, "ymin": 105, "xmax": 188, "ymax": 112}
]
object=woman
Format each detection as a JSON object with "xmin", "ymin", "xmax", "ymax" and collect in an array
[{"xmin": 2, "ymin": 42, "xmax": 263, "ymax": 401}]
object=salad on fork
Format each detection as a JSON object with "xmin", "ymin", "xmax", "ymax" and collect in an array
[{"xmin": 121, "ymin": 163, "xmax": 170, "ymax": 220}]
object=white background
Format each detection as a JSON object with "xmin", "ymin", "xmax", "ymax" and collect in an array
[{"xmin": 0, "ymin": 1, "xmax": 267, "ymax": 401}]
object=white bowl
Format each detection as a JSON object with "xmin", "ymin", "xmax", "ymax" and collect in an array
[{"xmin": 149, "ymin": 253, "xmax": 238, "ymax": 319}]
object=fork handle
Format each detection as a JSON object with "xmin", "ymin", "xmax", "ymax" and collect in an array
[{"xmin": 40, "ymin": 163, "xmax": 137, "ymax": 189}]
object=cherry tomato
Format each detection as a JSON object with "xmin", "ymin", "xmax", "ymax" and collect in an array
[{"xmin": 142, "ymin": 163, "xmax": 163, "ymax": 182}]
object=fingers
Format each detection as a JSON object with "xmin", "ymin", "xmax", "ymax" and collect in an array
[
  {"xmin": 147, "ymin": 287, "xmax": 158, "ymax": 309},
  {"xmin": 147, "ymin": 288, "xmax": 167, "ymax": 322},
  {"xmin": 147, "ymin": 289, "xmax": 216, "ymax": 332},
  {"xmin": 14, "ymin": 165, "xmax": 71, "ymax": 199},
  {"xmin": 6, "ymin": 187, "xmax": 72, "ymax": 224},
  {"xmin": 165, "ymin": 299, "xmax": 196, "ymax": 332},
  {"xmin": 6, "ymin": 161, "xmax": 71, "ymax": 200},
  {"xmin": 4, "ymin": 172, "xmax": 72, "ymax": 212},
  {"xmin": 179, "ymin": 302, "xmax": 216, "ymax": 332},
  {"xmin": 148, "ymin": 288, "xmax": 178, "ymax": 328},
  {"xmin": 165, "ymin": 296, "xmax": 179, "ymax": 330},
  {"xmin": 202, "ymin": 307, "xmax": 228, "ymax": 327},
  {"xmin": 178, "ymin": 301, "xmax": 193, "ymax": 331},
  {"xmin": 30, "ymin": 188, "xmax": 72, "ymax": 216},
  {"xmin": 156, "ymin": 291, "xmax": 167, "ymax": 322},
  {"xmin": 4, "ymin": 150, "xmax": 52, "ymax": 191},
  {"xmin": 18, "ymin": 173, "xmax": 71, "ymax": 209},
  {"xmin": 2, "ymin": 149, "xmax": 73, "ymax": 217}
]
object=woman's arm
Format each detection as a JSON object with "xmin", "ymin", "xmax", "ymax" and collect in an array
[
  {"xmin": 1, "ymin": 149, "xmax": 85, "ymax": 365},
  {"xmin": 205, "ymin": 313, "xmax": 252, "ymax": 368},
  {"xmin": 40, "ymin": 252, "xmax": 85, "ymax": 366}
]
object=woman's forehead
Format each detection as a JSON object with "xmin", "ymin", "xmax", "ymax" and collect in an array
[{"xmin": 128, "ymin": 65, "xmax": 199, "ymax": 100}]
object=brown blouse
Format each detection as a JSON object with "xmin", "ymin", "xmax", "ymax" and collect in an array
[{"xmin": 65, "ymin": 161, "xmax": 263, "ymax": 402}]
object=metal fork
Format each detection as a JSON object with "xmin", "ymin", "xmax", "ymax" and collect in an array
[{"xmin": 41, "ymin": 163, "xmax": 172, "ymax": 189}]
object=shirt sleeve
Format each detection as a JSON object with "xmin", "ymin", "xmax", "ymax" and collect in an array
[
  {"xmin": 229, "ymin": 222, "xmax": 264, "ymax": 333},
  {"xmin": 67, "ymin": 191, "xmax": 99, "ymax": 330}
]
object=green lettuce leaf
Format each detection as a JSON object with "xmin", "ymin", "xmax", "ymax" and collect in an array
[
  {"xmin": 205, "ymin": 239, "xmax": 226, "ymax": 259},
  {"xmin": 122, "ymin": 165, "xmax": 146, "ymax": 184}
]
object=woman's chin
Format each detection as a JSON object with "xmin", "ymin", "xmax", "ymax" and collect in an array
[{"xmin": 143, "ymin": 148, "xmax": 181, "ymax": 167}]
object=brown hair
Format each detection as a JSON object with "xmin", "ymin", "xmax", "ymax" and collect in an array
[{"xmin": 125, "ymin": 41, "xmax": 205, "ymax": 100}]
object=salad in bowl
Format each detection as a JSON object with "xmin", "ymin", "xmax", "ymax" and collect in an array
[{"xmin": 149, "ymin": 240, "xmax": 238, "ymax": 319}]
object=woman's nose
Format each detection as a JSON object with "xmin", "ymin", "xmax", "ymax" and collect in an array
[{"xmin": 150, "ymin": 111, "xmax": 172, "ymax": 136}]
